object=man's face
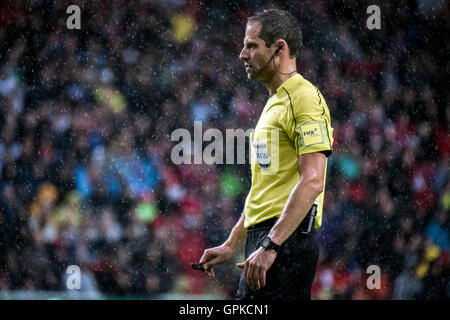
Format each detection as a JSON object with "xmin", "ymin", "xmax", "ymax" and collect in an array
[{"xmin": 239, "ymin": 23, "xmax": 275, "ymax": 81}]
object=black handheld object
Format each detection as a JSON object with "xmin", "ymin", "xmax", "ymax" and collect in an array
[
  {"xmin": 191, "ymin": 263, "xmax": 205, "ymax": 271},
  {"xmin": 299, "ymin": 202, "xmax": 317, "ymax": 237}
]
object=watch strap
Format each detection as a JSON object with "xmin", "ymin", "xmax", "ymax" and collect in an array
[{"xmin": 261, "ymin": 236, "xmax": 281, "ymax": 252}]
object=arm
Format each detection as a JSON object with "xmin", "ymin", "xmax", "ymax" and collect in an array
[
  {"xmin": 224, "ymin": 211, "xmax": 247, "ymax": 251},
  {"xmin": 268, "ymin": 151, "xmax": 326, "ymax": 245},
  {"xmin": 238, "ymin": 151, "xmax": 327, "ymax": 290},
  {"xmin": 199, "ymin": 211, "xmax": 247, "ymax": 278}
]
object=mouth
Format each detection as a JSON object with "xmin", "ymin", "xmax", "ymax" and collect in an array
[{"xmin": 245, "ymin": 64, "xmax": 253, "ymax": 72}]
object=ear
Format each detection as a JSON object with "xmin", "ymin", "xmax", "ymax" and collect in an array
[{"xmin": 274, "ymin": 39, "xmax": 288, "ymax": 55}]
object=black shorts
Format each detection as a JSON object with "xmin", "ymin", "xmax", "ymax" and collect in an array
[{"xmin": 234, "ymin": 217, "xmax": 319, "ymax": 300}]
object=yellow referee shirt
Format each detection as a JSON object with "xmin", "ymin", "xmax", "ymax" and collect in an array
[{"xmin": 243, "ymin": 73, "xmax": 334, "ymax": 229}]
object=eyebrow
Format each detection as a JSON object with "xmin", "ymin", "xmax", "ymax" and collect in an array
[{"xmin": 243, "ymin": 40, "xmax": 258, "ymax": 46}]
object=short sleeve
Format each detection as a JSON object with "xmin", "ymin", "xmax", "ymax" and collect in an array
[{"xmin": 280, "ymin": 87, "xmax": 334, "ymax": 156}]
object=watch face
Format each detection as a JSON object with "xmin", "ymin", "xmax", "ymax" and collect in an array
[{"xmin": 261, "ymin": 237, "xmax": 270, "ymax": 248}]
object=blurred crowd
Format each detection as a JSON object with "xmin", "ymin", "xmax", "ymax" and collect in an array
[{"xmin": 0, "ymin": 0, "xmax": 449, "ymax": 299}]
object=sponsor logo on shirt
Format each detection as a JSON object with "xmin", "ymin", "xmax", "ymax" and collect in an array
[{"xmin": 253, "ymin": 140, "xmax": 271, "ymax": 169}]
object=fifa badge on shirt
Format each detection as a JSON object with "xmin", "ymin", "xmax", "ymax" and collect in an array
[{"xmin": 299, "ymin": 122, "xmax": 324, "ymax": 147}]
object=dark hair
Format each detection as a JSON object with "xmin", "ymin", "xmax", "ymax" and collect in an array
[{"xmin": 247, "ymin": 9, "xmax": 302, "ymax": 58}]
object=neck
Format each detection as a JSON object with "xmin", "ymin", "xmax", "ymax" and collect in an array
[{"xmin": 264, "ymin": 60, "xmax": 297, "ymax": 95}]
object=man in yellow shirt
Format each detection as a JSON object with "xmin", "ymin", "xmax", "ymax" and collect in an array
[{"xmin": 199, "ymin": 9, "xmax": 334, "ymax": 300}]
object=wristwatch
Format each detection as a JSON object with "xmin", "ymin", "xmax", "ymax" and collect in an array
[{"xmin": 260, "ymin": 236, "xmax": 281, "ymax": 253}]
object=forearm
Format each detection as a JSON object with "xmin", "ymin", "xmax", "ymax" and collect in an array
[
  {"xmin": 268, "ymin": 179, "xmax": 322, "ymax": 245},
  {"xmin": 224, "ymin": 212, "xmax": 247, "ymax": 252}
]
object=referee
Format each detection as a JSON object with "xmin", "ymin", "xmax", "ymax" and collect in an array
[{"xmin": 199, "ymin": 9, "xmax": 334, "ymax": 300}]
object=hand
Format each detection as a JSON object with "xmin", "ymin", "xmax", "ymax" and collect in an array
[
  {"xmin": 237, "ymin": 247, "xmax": 277, "ymax": 290},
  {"xmin": 199, "ymin": 244, "xmax": 233, "ymax": 278}
]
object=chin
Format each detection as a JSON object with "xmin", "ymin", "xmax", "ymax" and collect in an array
[{"xmin": 247, "ymin": 71, "xmax": 258, "ymax": 80}]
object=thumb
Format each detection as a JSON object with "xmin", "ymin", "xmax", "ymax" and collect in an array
[{"xmin": 236, "ymin": 262, "xmax": 245, "ymax": 269}]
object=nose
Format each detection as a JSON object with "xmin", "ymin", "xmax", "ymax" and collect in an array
[{"xmin": 239, "ymin": 47, "xmax": 248, "ymax": 61}]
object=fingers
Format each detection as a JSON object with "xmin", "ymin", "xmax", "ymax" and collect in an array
[
  {"xmin": 205, "ymin": 268, "xmax": 215, "ymax": 278},
  {"xmin": 200, "ymin": 248, "xmax": 224, "ymax": 279},
  {"xmin": 245, "ymin": 261, "xmax": 252, "ymax": 289},
  {"xmin": 203, "ymin": 257, "xmax": 220, "ymax": 272},
  {"xmin": 200, "ymin": 246, "xmax": 230, "ymax": 273},
  {"xmin": 200, "ymin": 249, "xmax": 216, "ymax": 275},
  {"xmin": 203, "ymin": 262, "xmax": 216, "ymax": 278},
  {"xmin": 259, "ymin": 265, "xmax": 266, "ymax": 288},
  {"xmin": 242, "ymin": 259, "xmax": 262, "ymax": 291},
  {"xmin": 199, "ymin": 249, "xmax": 212, "ymax": 265},
  {"xmin": 240, "ymin": 258, "xmax": 267, "ymax": 290},
  {"xmin": 249, "ymin": 263, "xmax": 260, "ymax": 290},
  {"xmin": 243, "ymin": 260, "xmax": 249, "ymax": 287}
]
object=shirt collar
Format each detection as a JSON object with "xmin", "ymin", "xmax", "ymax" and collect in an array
[{"xmin": 269, "ymin": 73, "xmax": 302, "ymax": 99}]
